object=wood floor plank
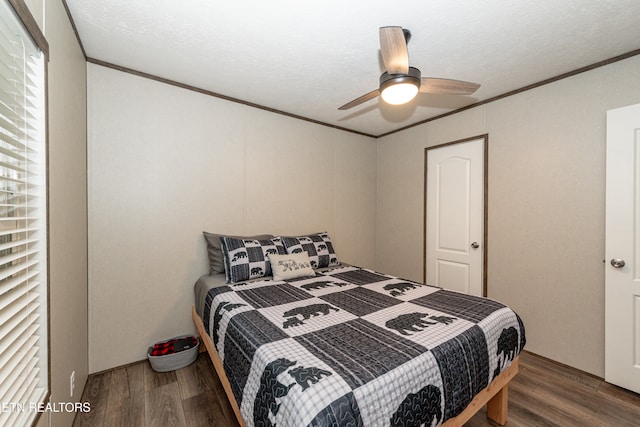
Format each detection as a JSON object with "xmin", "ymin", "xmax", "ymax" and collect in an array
[
  {"xmin": 183, "ymin": 389, "xmax": 229, "ymax": 427},
  {"xmin": 496, "ymin": 399, "xmax": 558, "ymax": 427},
  {"xmin": 73, "ymin": 371, "xmax": 111, "ymax": 427},
  {"xmin": 205, "ymin": 356, "xmax": 241, "ymax": 426},
  {"xmin": 145, "ymin": 381, "xmax": 187, "ymax": 427},
  {"xmin": 501, "ymin": 382, "xmax": 566, "ymax": 426},
  {"xmin": 176, "ymin": 353, "xmax": 216, "ymax": 400},
  {"xmin": 597, "ymin": 380, "xmax": 640, "ymax": 407},
  {"xmin": 589, "ymin": 384, "xmax": 640, "ymax": 426},
  {"xmin": 144, "ymin": 360, "xmax": 178, "ymax": 391},
  {"xmin": 107, "ymin": 366, "xmax": 131, "ymax": 403},
  {"xmin": 103, "ymin": 393, "xmax": 145, "ymax": 427},
  {"xmin": 467, "ymin": 352, "xmax": 640, "ymax": 427},
  {"xmin": 519, "ymin": 351, "xmax": 601, "ymax": 389},
  {"xmin": 78, "ymin": 351, "xmax": 640, "ymax": 427},
  {"xmin": 127, "ymin": 361, "xmax": 146, "ymax": 396}
]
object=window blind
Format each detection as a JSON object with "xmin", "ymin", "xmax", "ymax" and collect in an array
[{"xmin": 0, "ymin": 1, "xmax": 48, "ymax": 426}]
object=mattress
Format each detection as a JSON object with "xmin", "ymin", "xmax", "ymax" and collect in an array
[{"xmin": 195, "ymin": 265, "xmax": 525, "ymax": 427}]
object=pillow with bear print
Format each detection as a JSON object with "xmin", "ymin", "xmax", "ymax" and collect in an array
[
  {"xmin": 280, "ymin": 232, "xmax": 339, "ymax": 269},
  {"xmin": 203, "ymin": 232, "xmax": 274, "ymax": 275},
  {"xmin": 220, "ymin": 237, "xmax": 286, "ymax": 283},
  {"xmin": 268, "ymin": 252, "xmax": 316, "ymax": 281}
]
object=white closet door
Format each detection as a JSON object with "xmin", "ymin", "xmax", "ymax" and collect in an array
[
  {"xmin": 426, "ymin": 137, "xmax": 484, "ymax": 296},
  {"xmin": 605, "ymin": 103, "xmax": 640, "ymax": 393}
]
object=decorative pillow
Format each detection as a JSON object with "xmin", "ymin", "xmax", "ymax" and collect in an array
[
  {"xmin": 203, "ymin": 232, "xmax": 273, "ymax": 274},
  {"xmin": 280, "ymin": 232, "xmax": 339, "ymax": 269},
  {"xmin": 220, "ymin": 237, "xmax": 286, "ymax": 283},
  {"xmin": 268, "ymin": 252, "xmax": 315, "ymax": 281}
]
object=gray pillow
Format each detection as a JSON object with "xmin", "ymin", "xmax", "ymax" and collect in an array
[{"xmin": 203, "ymin": 232, "xmax": 273, "ymax": 274}]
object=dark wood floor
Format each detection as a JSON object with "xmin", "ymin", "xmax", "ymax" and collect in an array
[{"xmin": 74, "ymin": 351, "xmax": 640, "ymax": 427}]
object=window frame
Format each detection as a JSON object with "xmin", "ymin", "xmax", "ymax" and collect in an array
[{"xmin": 2, "ymin": 1, "xmax": 49, "ymax": 426}]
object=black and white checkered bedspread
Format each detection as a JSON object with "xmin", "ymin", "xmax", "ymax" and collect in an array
[{"xmin": 202, "ymin": 266, "xmax": 525, "ymax": 427}]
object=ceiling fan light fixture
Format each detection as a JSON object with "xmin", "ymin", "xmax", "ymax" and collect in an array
[
  {"xmin": 381, "ymin": 82, "xmax": 419, "ymax": 105},
  {"xmin": 379, "ymin": 66, "xmax": 421, "ymax": 105}
]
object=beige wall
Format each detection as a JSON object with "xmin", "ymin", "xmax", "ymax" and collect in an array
[
  {"xmin": 31, "ymin": 0, "xmax": 638, "ymax": 388},
  {"xmin": 24, "ymin": 0, "xmax": 89, "ymax": 426},
  {"xmin": 87, "ymin": 64, "xmax": 377, "ymax": 372},
  {"xmin": 376, "ymin": 55, "xmax": 640, "ymax": 376}
]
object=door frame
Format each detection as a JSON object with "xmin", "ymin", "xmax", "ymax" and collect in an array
[
  {"xmin": 604, "ymin": 103, "xmax": 640, "ymax": 392},
  {"xmin": 423, "ymin": 134, "xmax": 489, "ymax": 296}
]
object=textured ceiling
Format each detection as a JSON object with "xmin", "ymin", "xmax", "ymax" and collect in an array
[{"xmin": 65, "ymin": 0, "xmax": 640, "ymax": 137}]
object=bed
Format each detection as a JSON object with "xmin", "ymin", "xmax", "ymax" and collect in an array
[{"xmin": 193, "ymin": 255, "xmax": 525, "ymax": 427}]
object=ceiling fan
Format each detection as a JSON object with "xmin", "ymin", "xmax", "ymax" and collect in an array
[{"xmin": 338, "ymin": 26, "xmax": 480, "ymax": 110}]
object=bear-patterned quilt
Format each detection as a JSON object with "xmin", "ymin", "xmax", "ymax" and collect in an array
[{"xmin": 201, "ymin": 265, "xmax": 525, "ymax": 427}]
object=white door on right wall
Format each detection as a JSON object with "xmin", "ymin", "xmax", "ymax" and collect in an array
[
  {"xmin": 425, "ymin": 137, "xmax": 485, "ymax": 296},
  {"xmin": 605, "ymin": 103, "xmax": 640, "ymax": 394}
]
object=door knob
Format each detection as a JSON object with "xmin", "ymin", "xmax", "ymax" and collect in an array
[
  {"xmin": 471, "ymin": 242, "xmax": 479, "ymax": 249},
  {"xmin": 610, "ymin": 258, "xmax": 625, "ymax": 268}
]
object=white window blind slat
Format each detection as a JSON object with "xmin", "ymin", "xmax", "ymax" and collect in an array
[
  {"xmin": 0, "ymin": 301, "xmax": 37, "ymax": 343},
  {"xmin": 10, "ymin": 366, "xmax": 40, "ymax": 408},
  {"xmin": 0, "ymin": 336, "xmax": 39, "ymax": 387},
  {"xmin": 0, "ymin": 11, "xmax": 26, "ymax": 47},
  {"xmin": 0, "ymin": 226, "xmax": 37, "ymax": 238},
  {"xmin": 0, "ymin": 31, "xmax": 37, "ymax": 65},
  {"xmin": 0, "ymin": 58, "xmax": 17, "ymax": 82},
  {"xmin": 0, "ymin": 330, "xmax": 39, "ymax": 403},
  {"xmin": 0, "ymin": 68, "xmax": 20, "ymax": 93},
  {"xmin": 0, "ymin": 175, "xmax": 34, "ymax": 187},
  {"xmin": 0, "ymin": 98, "xmax": 39, "ymax": 123},
  {"xmin": 0, "ymin": 52, "xmax": 22, "ymax": 76},
  {"xmin": 0, "ymin": 362, "xmax": 38, "ymax": 422},
  {"xmin": 0, "ymin": 184, "xmax": 33, "ymax": 196},
  {"xmin": 0, "ymin": 69, "xmax": 37, "ymax": 101},
  {"xmin": 0, "ymin": 139, "xmax": 28, "ymax": 163},
  {"xmin": 0, "ymin": 215, "xmax": 38, "ymax": 222},
  {"xmin": 0, "ymin": 100, "xmax": 39, "ymax": 127},
  {"xmin": 0, "ymin": 78, "xmax": 38, "ymax": 106},
  {"xmin": 0, "ymin": 311, "xmax": 38, "ymax": 360},
  {"xmin": 0, "ymin": 409, "xmax": 10, "ymax": 426},
  {"xmin": 0, "ymin": 282, "xmax": 38, "ymax": 318},
  {"xmin": 0, "ymin": 41, "xmax": 16, "ymax": 64},
  {"xmin": 6, "ymin": 385, "xmax": 44, "ymax": 426},
  {"xmin": 0, "ymin": 346, "xmax": 40, "ymax": 424},
  {"xmin": 0, "ymin": 249, "xmax": 40, "ymax": 273},
  {"xmin": 0, "ymin": 159, "xmax": 27, "ymax": 173},
  {"xmin": 0, "ymin": 237, "xmax": 37, "ymax": 255},
  {"xmin": 0, "ymin": 86, "xmax": 23, "ymax": 116},
  {"xmin": 0, "ymin": 93, "xmax": 37, "ymax": 117},
  {"xmin": 0, "ymin": 128, "xmax": 35, "ymax": 153},
  {"xmin": 0, "ymin": 204, "xmax": 25, "ymax": 211},
  {"xmin": 0, "ymin": 110, "xmax": 24, "ymax": 134}
]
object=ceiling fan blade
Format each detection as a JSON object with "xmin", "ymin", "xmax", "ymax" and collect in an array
[
  {"xmin": 338, "ymin": 89, "xmax": 380, "ymax": 110},
  {"xmin": 419, "ymin": 78, "xmax": 480, "ymax": 95},
  {"xmin": 379, "ymin": 26, "xmax": 409, "ymax": 74}
]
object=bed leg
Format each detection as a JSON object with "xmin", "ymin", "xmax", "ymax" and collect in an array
[{"xmin": 486, "ymin": 384, "xmax": 508, "ymax": 425}]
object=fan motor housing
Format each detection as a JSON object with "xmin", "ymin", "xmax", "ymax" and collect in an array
[{"xmin": 380, "ymin": 66, "xmax": 421, "ymax": 91}]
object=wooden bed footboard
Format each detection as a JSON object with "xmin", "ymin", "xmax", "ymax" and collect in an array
[
  {"xmin": 192, "ymin": 305, "xmax": 518, "ymax": 427},
  {"xmin": 441, "ymin": 357, "xmax": 518, "ymax": 426}
]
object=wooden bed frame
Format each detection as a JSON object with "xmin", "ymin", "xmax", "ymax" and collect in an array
[{"xmin": 192, "ymin": 306, "xmax": 518, "ymax": 427}]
